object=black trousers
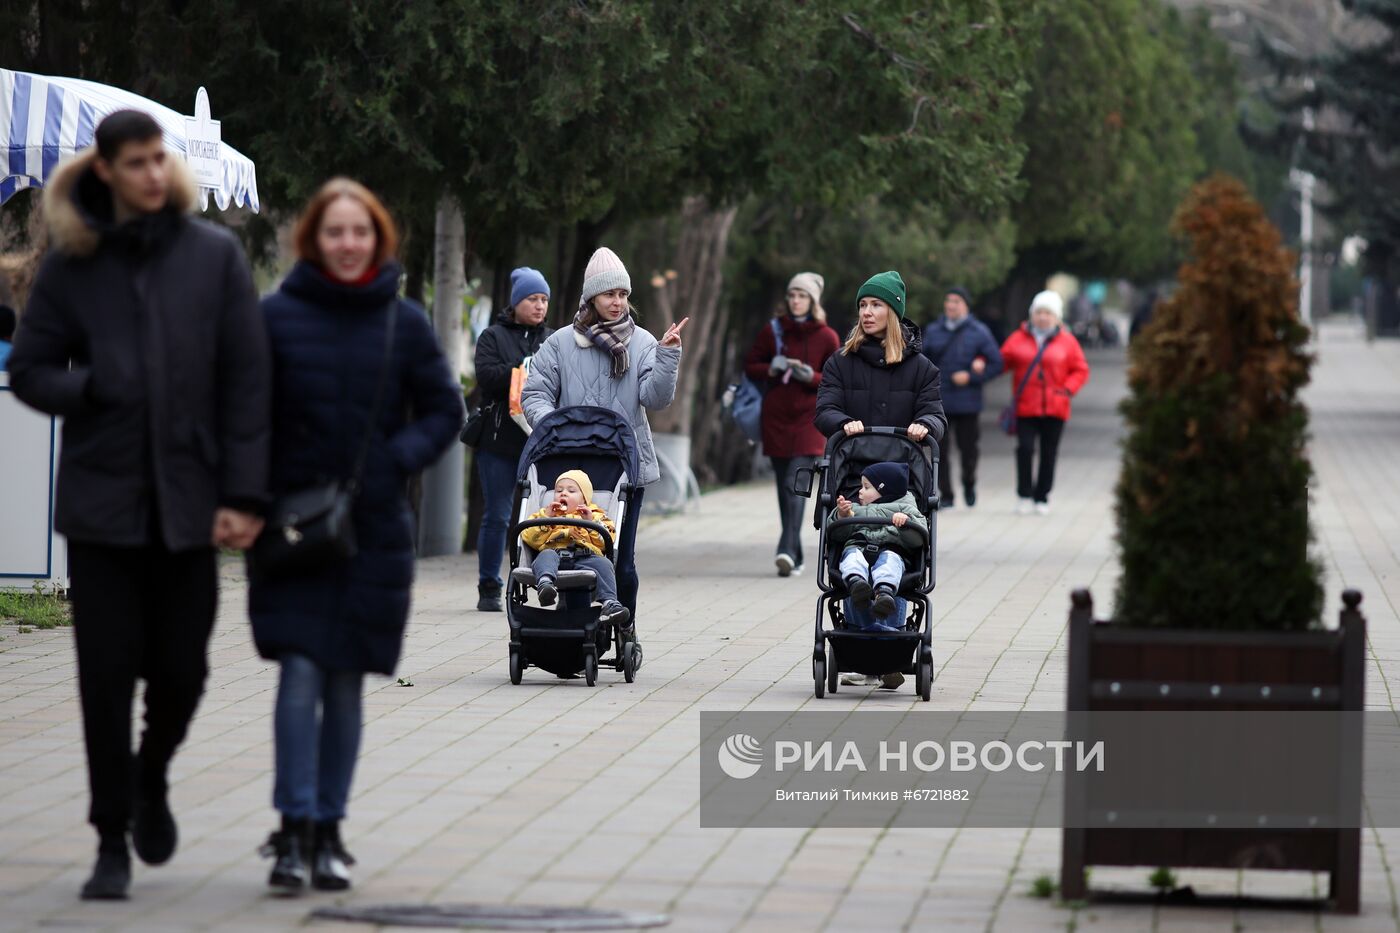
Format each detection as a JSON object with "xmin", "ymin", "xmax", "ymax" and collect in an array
[
  {"xmin": 937, "ymin": 413, "xmax": 982, "ymax": 500},
  {"xmin": 770, "ymin": 455, "xmax": 817, "ymax": 566},
  {"xmin": 1015, "ymin": 416, "xmax": 1066, "ymax": 503},
  {"xmin": 67, "ymin": 542, "xmax": 218, "ymax": 841}
]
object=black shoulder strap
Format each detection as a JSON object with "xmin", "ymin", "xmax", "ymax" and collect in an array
[
  {"xmin": 1012, "ymin": 332, "xmax": 1052, "ymax": 403},
  {"xmin": 347, "ymin": 301, "xmax": 399, "ymax": 494}
]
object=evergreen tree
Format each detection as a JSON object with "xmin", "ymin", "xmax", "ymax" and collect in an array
[
  {"xmin": 1307, "ymin": 0, "xmax": 1400, "ymax": 279},
  {"xmin": 1114, "ymin": 175, "xmax": 1322, "ymax": 630}
]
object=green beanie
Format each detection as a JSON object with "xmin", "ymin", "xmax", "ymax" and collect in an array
[{"xmin": 857, "ymin": 270, "xmax": 908, "ymax": 318}]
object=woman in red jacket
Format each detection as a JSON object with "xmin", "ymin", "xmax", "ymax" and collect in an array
[
  {"xmin": 999, "ymin": 290, "xmax": 1090, "ymax": 515},
  {"xmin": 744, "ymin": 272, "xmax": 842, "ymax": 576}
]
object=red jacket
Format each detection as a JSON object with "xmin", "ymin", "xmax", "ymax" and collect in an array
[
  {"xmin": 744, "ymin": 315, "xmax": 842, "ymax": 457},
  {"xmin": 999, "ymin": 325, "xmax": 1090, "ymax": 421}
]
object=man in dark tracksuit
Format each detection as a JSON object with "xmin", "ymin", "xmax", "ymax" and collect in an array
[
  {"xmin": 920, "ymin": 286, "xmax": 1004, "ymax": 508},
  {"xmin": 7, "ymin": 111, "xmax": 270, "ymax": 900}
]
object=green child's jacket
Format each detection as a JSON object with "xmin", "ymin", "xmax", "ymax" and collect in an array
[{"xmin": 828, "ymin": 491, "xmax": 928, "ymax": 555}]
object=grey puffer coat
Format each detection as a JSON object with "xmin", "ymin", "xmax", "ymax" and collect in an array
[{"xmin": 521, "ymin": 322, "xmax": 680, "ymax": 485}]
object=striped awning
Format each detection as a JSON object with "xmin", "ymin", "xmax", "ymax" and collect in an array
[{"xmin": 0, "ymin": 69, "xmax": 259, "ymax": 212}]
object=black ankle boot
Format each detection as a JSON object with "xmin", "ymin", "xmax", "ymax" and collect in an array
[
  {"xmin": 80, "ymin": 835, "xmax": 131, "ymax": 900},
  {"xmin": 845, "ymin": 576, "xmax": 873, "ymax": 612},
  {"xmin": 312, "ymin": 821, "xmax": 356, "ymax": 891},
  {"xmin": 131, "ymin": 757, "xmax": 177, "ymax": 866},
  {"xmin": 872, "ymin": 585, "xmax": 898, "ymax": 619},
  {"xmin": 261, "ymin": 816, "xmax": 312, "ymax": 893},
  {"xmin": 477, "ymin": 581, "xmax": 503, "ymax": 612}
]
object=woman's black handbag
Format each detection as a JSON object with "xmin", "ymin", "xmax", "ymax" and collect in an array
[
  {"xmin": 460, "ymin": 399, "xmax": 493, "ymax": 448},
  {"xmin": 252, "ymin": 302, "xmax": 398, "ymax": 578}
]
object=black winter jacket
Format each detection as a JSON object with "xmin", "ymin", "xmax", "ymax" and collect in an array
[
  {"xmin": 248, "ymin": 261, "xmax": 464, "ymax": 675},
  {"xmin": 7, "ymin": 151, "xmax": 270, "ymax": 551},
  {"xmin": 472, "ymin": 312, "xmax": 551, "ymax": 459},
  {"xmin": 815, "ymin": 319, "xmax": 947, "ymax": 442}
]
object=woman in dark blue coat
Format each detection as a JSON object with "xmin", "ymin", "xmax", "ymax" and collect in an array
[{"xmin": 249, "ymin": 178, "xmax": 463, "ymax": 893}]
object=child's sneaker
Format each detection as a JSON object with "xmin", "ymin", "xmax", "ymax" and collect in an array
[
  {"xmin": 845, "ymin": 576, "xmax": 873, "ymax": 612},
  {"xmin": 872, "ymin": 584, "xmax": 897, "ymax": 619},
  {"xmin": 536, "ymin": 579, "xmax": 558, "ymax": 607},
  {"xmin": 775, "ymin": 553, "xmax": 795, "ymax": 577},
  {"xmin": 599, "ymin": 600, "xmax": 631, "ymax": 628}
]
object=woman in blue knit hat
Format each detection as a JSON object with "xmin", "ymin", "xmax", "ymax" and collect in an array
[{"xmin": 470, "ymin": 267, "xmax": 553, "ymax": 611}]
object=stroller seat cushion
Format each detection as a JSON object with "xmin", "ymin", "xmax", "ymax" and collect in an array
[{"xmin": 510, "ymin": 567, "xmax": 599, "ymax": 590}]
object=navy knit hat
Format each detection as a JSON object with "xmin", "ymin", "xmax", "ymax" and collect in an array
[
  {"xmin": 509, "ymin": 267, "xmax": 551, "ymax": 308},
  {"xmin": 945, "ymin": 285, "xmax": 973, "ymax": 308},
  {"xmin": 861, "ymin": 461, "xmax": 910, "ymax": 501}
]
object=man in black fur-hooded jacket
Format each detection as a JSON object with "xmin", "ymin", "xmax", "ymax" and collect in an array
[{"xmin": 8, "ymin": 111, "xmax": 270, "ymax": 900}]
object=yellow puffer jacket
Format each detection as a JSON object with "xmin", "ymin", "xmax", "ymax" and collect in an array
[{"xmin": 520, "ymin": 503, "xmax": 616, "ymax": 557}]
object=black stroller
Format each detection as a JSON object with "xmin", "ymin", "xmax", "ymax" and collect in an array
[
  {"xmin": 505, "ymin": 406, "xmax": 642, "ymax": 686},
  {"xmin": 795, "ymin": 428, "xmax": 939, "ymax": 700}
]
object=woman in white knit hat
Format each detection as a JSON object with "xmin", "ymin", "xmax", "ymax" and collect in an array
[
  {"xmin": 998, "ymin": 289, "xmax": 1090, "ymax": 515},
  {"xmin": 742, "ymin": 272, "xmax": 841, "ymax": 577},
  {"xmin": 522, "ymin": 247, "xmax": 687, "ymax": 630}
]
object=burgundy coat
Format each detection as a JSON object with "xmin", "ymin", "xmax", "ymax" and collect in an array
[{"xmin": 743, "ymin": 315, "xmax": 842, "ymax": 458}]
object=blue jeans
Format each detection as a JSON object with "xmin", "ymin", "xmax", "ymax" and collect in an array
[
  {"xmin": 273, "ymin": 653, "xmax": 363, "ymax": 822},
  {"xmin": 531, "ymin": 549, "xmax": 619, "ymax": 603},
  {"xmin": 840, "ymin": 546, "xmax": 907, "ymax": 632},
  {"xmin": 840, "ymin": 546, "xmax": 905, "ymax": 590},
  {"xmin": 617, "ymin": 486, "xmax": 644, "ymax": 620},
  {"xmin": 475, "ymin": 449, "xmax": 519, "ymax": 587}
]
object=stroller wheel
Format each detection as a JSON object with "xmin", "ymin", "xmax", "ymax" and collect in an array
[
  {"xmin": 623, "ymin": 641, "xmax": 639, "ymax": 683},
  {"xmin": 813, "ymin": 652, "xmax": 826, "ymax": 699},
  {"xmin": 827, "ymin": 644, "xmax": 840, "ymax": 694},
  {"xmin": 509, "ymin": 647, "xmax": 523, "ymax": 685},
  {"xmin": 584, "ymin": 652, "xmax": 598, "ymax": 687},
  {"xmin": 917, "ymin": 653, "xmax": 934, "ymax": 702}
]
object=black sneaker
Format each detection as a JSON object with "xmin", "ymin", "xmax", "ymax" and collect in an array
[
  {"xmin": 600, "ymin": 600, "xmax": 631, "ymax": 628},
  {"xmin": 872, "ymin": 585, "xmax": 897, "ymax": 619},
  {"xmin": 939, "ymin": 493, "xmax": 955, "ymax": 509},
  {"xmin": 963, "ymin": 485, "xmax": 977, "ymax": 507},
  {"xmin": 80, "ymin": 848, "xmax": 131, "ymax": 900},
  {"xmin": 845, "ymin": 576, "xmax": 873, "ymax": 612},
  {"xmin": 312, "ymin": 822, "xmax": 355, "ymax": 891},
  {"xmin": 536, "ymin": 579, "xmax": 558, "ymax": 607}
]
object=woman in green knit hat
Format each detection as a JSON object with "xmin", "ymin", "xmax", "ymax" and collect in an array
[
  {"xmin": 815, "ymin": 270, "xmax": 946, "ymax": 443},
  {"xmin": 815, "ymin": 270, "xmax": 946, "ymax": 689}
]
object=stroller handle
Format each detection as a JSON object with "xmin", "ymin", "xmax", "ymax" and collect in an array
[
  {"xmin": 510, "ymin": 517, "xmax": 616, "ymax": 560},
  {"xmin": 833, "ymin": 425, "xmax": 935, "ymax": 446}
]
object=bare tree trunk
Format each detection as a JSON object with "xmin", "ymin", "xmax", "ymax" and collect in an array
[
  {"xmin": 418, "ymin": 194, "xmax": 466, "ymax": 557},
  {"xmin": 555, "ymin": 213, "xmax": 613, "ymax": 328},
  {"xmin": 648, "ymin": 197, "xmax": 738, "ymax": 440}
]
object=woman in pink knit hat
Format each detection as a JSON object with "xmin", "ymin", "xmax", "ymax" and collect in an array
[{"xmin": 521, "ymin": 247, "xmax": 687, "ymax": 633}]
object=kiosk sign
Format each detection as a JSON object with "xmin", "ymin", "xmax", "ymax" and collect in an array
[{"xmin": 184, "ymin": 87, "xmax": 222, "ymax": 189}]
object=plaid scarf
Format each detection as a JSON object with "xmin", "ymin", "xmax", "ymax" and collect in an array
[{"xmin": 575, "ymin": 305, "xmax": 634, "ymax": 378}]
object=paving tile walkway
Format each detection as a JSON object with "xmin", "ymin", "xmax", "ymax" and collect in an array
[{"xmin": 2, "ymin": 318, "xmax": 1400, "ymax": 931}]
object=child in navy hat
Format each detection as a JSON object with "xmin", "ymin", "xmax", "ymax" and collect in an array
[{"xmin": 831, "ymin": 460, "xmax": 928, "ymax": 684}]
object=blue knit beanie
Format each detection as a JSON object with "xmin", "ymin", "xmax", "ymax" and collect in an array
[
  {"xmin": 510, "ymin": 267, "xmax": 551, "ymax": 308},
  {"xmin": 861, "ymin": 461, "xmax": 910, "ymax": 501}
]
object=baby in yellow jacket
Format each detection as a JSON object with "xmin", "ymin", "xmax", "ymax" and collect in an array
[{"xmin": 520, "ymin": 469, "xmax": 629, "ymax": 627}]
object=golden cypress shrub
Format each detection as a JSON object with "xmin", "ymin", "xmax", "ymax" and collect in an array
[{"xmin": 1113, "ymin": 175, "xmax": 1322, "ymax": 629}]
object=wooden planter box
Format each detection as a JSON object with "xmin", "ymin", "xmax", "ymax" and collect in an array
[{"xmin": 1060, "ymin": 588, "xmax": 1366, "ymax": 913}]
